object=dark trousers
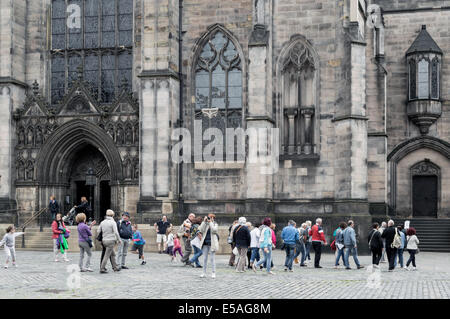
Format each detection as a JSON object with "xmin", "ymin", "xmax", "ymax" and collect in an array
[
  {"xmin": 312, "ymin": 241, "xmax": 322, "ymax": 267},
  {"xmin": 386, "ymin": 246, "xmax": 397, "ymax": 270},
  {"xmin": 406, "ymin": 249, "xmax": 417, "ymax": 267},
  {"xmin": 284, "ymin": 244, "xmax": 296, "ymax": 270},
  {"xmin": 371, "ymin": 247, "xmax": 382, "ymax": 265}
]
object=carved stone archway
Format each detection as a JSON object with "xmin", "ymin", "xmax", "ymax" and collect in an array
[{"xmin": 34, "ymin": 119, "xmax": 124, "ymax": 215}]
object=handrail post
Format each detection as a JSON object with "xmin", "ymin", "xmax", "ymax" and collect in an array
[
  {"xmin": 22, "ymin": 227, "xmax": 26, "ymax": 248},
  {"xmin": 39, "ymin": 211, "xmax": 43, "ymax": 232}
]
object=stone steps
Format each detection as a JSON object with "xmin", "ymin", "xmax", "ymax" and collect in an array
[{"xmin": 394, "ymin": 218, "xmax": 450, "ymax": 252}]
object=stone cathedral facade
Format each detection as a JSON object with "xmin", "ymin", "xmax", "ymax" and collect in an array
[{"xmin": 0, "ymin": 0, "xmax": 449, "ymax": 240}]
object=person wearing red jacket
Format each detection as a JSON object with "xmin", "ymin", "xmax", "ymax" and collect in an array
[
  {"xmin": 51, "ymin": 213, "xmax": 69, "ymax": 262},
  {"xmin": 309, "ymin": 218, "xmax": 327, "ymax": 268}
]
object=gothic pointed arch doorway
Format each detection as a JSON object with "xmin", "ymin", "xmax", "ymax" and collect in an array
[{"xmin": 34, "ymin": 119, "xmax": 124, "ymax": 221}]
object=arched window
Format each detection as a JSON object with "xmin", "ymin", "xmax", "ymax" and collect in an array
[
  {"xmin": 51, "ymin": 0, "xmax": 133, "ymax": 104},
  {"xmin": 278, "ymin": 38, "xmax": 318, "ymax": 156},
  {"xmin": 193, "ymin": 27, "xmax": 243, "ymax": 160},
  {"xmin": 195, "ymin": 30, "xmax": 242, "ymax": 111}
]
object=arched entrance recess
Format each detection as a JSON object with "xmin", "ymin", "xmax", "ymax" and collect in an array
[{"xmin": 35, "ymin": 119, "xmax": 123, "ymax": 220}]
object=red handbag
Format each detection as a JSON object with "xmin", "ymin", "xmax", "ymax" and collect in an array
[{"xmin": 330, "ymin": 240, "xmax": 336, "ymax": 251}]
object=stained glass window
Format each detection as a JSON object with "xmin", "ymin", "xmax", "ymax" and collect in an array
[{"xmin": 51, "ymin": 0, "xmax": 133, "ymax": 104}]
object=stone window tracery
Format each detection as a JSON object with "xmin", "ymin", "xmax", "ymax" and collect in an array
[
  {"xmin": 280, "ymin": 41, "xmax": 318, "ymax": 156},
  {"xmin": 193, "ymin": 27, "xmax": 244, "ymax": 161},
  {"xmin": 51, "ymin": 0, "xmax": 133, "ymax": 105}
]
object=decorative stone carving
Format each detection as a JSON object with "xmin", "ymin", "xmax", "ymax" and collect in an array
[{"xmin": 411, "ymin": 159, "xmax": 439, "ymax": 176}]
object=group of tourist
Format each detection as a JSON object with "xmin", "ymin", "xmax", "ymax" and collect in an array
[
  {"xmin": 0, "ymin": 196, "xmax": 421, "ymax": 275},
  {"xmin": 367, "ymin": 220, "xmax": 420, "ymax": 271}
]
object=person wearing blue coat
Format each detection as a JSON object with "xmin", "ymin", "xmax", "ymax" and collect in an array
[
  {"xmin": 342, "ymin": 220, "xmax": 364, "ymax": 270},
  {"xmin": 281, "ymin": 220, "xmax": 300, "ymax": 272}
]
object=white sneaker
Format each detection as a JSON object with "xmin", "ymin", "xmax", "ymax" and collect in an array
[
  {"xmin": 4, "ymin": 265, "xmax": 8, "ymax": 269},
  {"xmin": 12, "ymin": 263, "xmax": 17, "ymax": 268},
  {"xmin": 211, "ymin": 273, "xmax": 216, "ymax": 279},
  {"xmin": 412, "ymin": 267, "xmax": 417, "ymax": 271},
  {"xmin": 54, "ymin": 259, "xmax": 60, "ymax": 262},
  {"xmin": 63, "ymin": 258, "xmax": 70, "ymax": 262},
  {"xmin": 85, "ymin": 268, "xmax": 93, "ymax": 272},
  {"xmin": 200, "ymin": 273, "xmax": 206, "ymax": 278},
  {"xmin": 403, "ymin": 266, "xmax": 408, "ymax": 270}
]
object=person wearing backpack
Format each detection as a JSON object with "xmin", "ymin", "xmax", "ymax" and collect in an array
[
  {"xmin": 381, "ymin": 220, "xmax": 399, "ymax": 271},
  {"xmin": 367, "ymin": 223, "xmax": 383, "ymax": 268},
  {"xmin": 333, "ymin": 222, "xmax": 347, "ymax": 269}
]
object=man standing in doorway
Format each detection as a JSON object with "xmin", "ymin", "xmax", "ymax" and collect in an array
[
  {"xmin": 309, "ymin": 218, "xmax": 327, "ymax": 268},
  {"xmin": 154, "ymin": 215, "xmax": 172, "ymax": 254},
  {"xmin": 48, "ymin": 196, "xmax": 60, "ymax": 221},
  {"xmin": 180, "ymin": 213, "xmax": 196, "ymax": 265},
  {"xmin": 75, "ymin": 197, "xmax": 92, "ymax": 221},
  {"xmin": 116, "ymin": 212, "xmax": 132, "ymax": 269}
]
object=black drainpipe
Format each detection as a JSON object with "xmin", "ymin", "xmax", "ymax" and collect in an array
[{"xmin": 177, "ymin": 0, "xmax": 184, "ymax": 221}]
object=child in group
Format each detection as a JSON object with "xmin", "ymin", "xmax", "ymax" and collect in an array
[
  {"xmin": 0, "ymin": 226, "xmax": 25, "ymax": 269},
  {"xmin": 172, "ymin": 234, "xmax": 183, "ymax": 262},
  {"xmin": 131, "ymin": 224, "xmax": 146, "ymax": 265},
  {"xmin": 167, "ymin": 228, "xmax": 174, "ymax": 260}
]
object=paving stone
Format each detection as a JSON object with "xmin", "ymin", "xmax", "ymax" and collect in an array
[{"xmin": 0, "ymin": 250, "xmax": 449, "ymax": 299}]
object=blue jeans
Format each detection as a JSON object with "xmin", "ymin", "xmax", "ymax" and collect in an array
[
  {"xmin": 255, "ymin": 246, "xmax": 272, "ymax": 273},
  {"xmin": 344, "ymin": 246, "xmax": 360, "ymax": 268},
  {"xmin": 394, "ymin": 248, "xmax": 404, "ymax": 268},
  {"xmin": 284, "ymin": 244, "xmax": 296, "ymax": 270},
  {"xmin": 189, "ymin": 246, "xmax": 203, "ymax": 266},
  {"xmin": 250, "ymin": 247, "xmax": 260, "ymax": 264},
  {"xmin": 335, "ymin": 248, "xmax": 345, "ymax": 266},
  {"xmin": 294, "ymin": 241, "xmax": 306, "ymax": 265},
  {"xmin": 305, "ymin": 241, "xmax": 312, "ymax": 260}
]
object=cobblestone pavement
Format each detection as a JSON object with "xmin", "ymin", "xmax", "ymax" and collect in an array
[{"xmin": 1, "ymin": 250, "xmax": 449, "ymax": 299}]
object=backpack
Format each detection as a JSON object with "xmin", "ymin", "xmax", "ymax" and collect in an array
[{"xmin": 391, "ymin": 228, "xmax": 402, "ymax": 249}]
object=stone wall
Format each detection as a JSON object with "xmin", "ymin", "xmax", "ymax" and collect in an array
[{"xmin": 381, "ymin": 9, "xmax": 450, "ymax": 152}]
